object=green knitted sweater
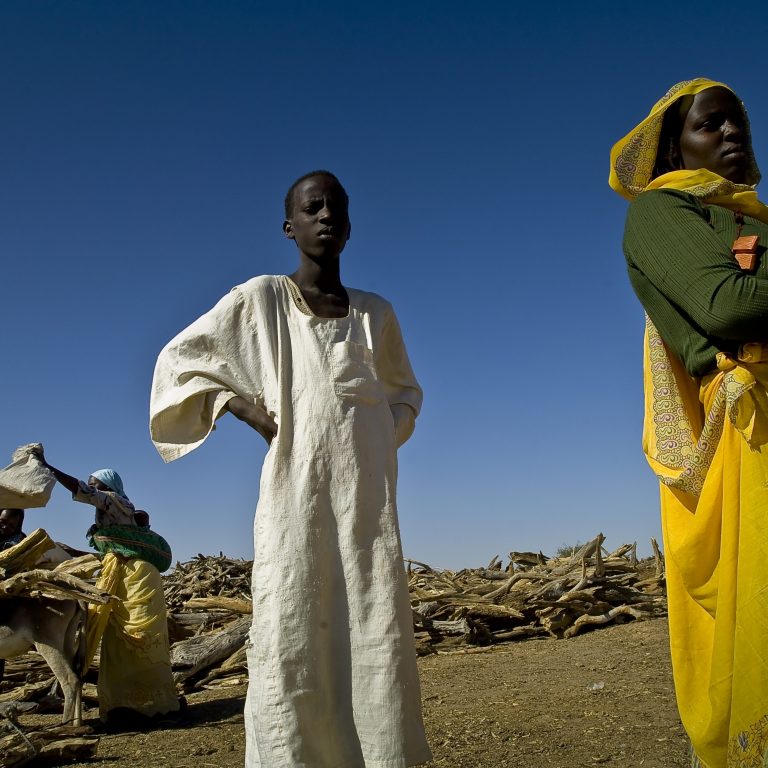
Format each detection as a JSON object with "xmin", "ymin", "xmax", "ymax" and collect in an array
[{"xmin": 623, "ymin": 188, "xmax": 768, "ymax": 376}]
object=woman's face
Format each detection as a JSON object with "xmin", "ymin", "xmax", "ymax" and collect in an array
[
  {"xmin": 88, "ymin": 476, "xmax": 110, "ymax": 492},
  {"xmin": 677, "ymin": 87, "xmax": 751, "ymax": 184}
]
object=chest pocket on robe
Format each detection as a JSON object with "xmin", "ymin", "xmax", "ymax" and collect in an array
[{"xmin": 330, "ymin": 341, "xmax": 385, "ymax": 406}]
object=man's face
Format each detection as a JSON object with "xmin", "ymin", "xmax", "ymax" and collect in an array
[
  {"xmin": 284, "ymin": 176, "xmax": 351, "ymax": 259},
  {"xmin": 0, "ymin": 510, "xmax": 21, "ymax": 538}
]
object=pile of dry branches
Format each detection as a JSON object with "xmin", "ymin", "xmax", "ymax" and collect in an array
[
  {"xmin": 1, "ymin": 536, "xmax": 666, "ymax": 764},
  {"xmin": 164, "ymin": 534, "xmax": 666, "ymax": 685},
  {"xmin": 409, "ymin": 533, "xmax": 666, "ymax": 654},
  {"xmin": 0, "ymin": 547, "xmax": 109, "ymax": 767},
  {"xmin": 164, "ymin": 555, "xmax": 253, "ymax": 692},
  {"xmin": 0, "ymin": 568, "xmax": 113, "ymax": 605},
  {"xmin": 0, "ymin": 719, "xmax": 97, "ymax": 767}
]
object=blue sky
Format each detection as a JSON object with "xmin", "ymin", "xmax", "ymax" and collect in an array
[{"xmin": 3, "ymin": 1, "xmax": 767, "ymax": 567}]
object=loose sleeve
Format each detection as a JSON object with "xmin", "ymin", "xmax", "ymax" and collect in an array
[
  {"xmin": 150, "ymin": 285, "xmax": 270, "ymax": 462},
  {"xmin": 72, "ymin": 481, "xmax": 136, "ymax": 527},
  {"xmin": 375, "ymin": 305, "xmax": 423, "ymax": 446},
  {"xmin": 624, "ymin": 189, "xmax": 768, "ymax": 340}
]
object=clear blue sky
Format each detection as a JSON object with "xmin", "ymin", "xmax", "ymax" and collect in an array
[{"xmin": 3, "ymin": 1, "xmax": 767, "ymax": 567}]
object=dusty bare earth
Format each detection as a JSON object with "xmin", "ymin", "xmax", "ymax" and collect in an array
[{"xmin": 7, "ymin": 616, "xmax": 687, "ymax": 768}]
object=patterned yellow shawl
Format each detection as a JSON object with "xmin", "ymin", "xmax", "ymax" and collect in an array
[{"xmin": 609, "ymin": 77, "xmax": 768, "ymax": 223}]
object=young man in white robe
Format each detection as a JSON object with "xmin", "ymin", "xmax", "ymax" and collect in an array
[{"xmin": 150, "ymin": 171, "xmax": 432, "ymax": 768}]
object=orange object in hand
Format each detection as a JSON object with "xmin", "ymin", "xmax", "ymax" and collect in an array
[{"xmin": 732, "ymin": 235, "xmax": 759, "ymax": 271}]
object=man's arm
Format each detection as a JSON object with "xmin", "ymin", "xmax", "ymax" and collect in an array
[{"xmin": 225, "ymin": 396, "xmax": 278, "ymax": 445}]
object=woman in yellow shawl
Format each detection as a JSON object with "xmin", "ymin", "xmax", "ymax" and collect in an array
[{"xmin": 610, "ymin": 79, "xmax": 768, "ymax": 768}]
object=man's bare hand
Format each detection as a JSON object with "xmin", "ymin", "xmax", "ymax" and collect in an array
[{"xmin": 225, "ymin": 397, "xmax": 278, "ymax": 445}]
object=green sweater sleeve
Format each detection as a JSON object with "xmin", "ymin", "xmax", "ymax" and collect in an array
[{"xmin": 624, "ymin": 189, "xmax": 768, "ymax": 341}]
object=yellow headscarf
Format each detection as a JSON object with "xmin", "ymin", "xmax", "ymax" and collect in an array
[{"xmin": 609, "ymin": 77, "xmax": 768, "ymax": 223}]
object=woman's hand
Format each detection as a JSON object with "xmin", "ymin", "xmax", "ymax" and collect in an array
[
  {"xmin": 30, "ymin": 445, "xmax": 46, "ymax": 464},
  {"xmin": 225, "ymin": 396, "xmax": 278, "ymax": 445},
  {"xmin": 27, "ymin": 449, "xmax": 81, "ymax": 494}
]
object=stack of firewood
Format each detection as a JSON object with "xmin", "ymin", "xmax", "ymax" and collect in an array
[
  {"xmin": 1, "ymin": 534, "xmax": 666, "ymax": 761},
  {"xmin": 0, "ymin": 719, "xmax": 98, "ymax": 767},
  {"xmin": 163, "ymin": 555, "xmax": 253, "ymax": 692},
  {"xmin": 164, "ymin": 554, "xmax": 252, "ymax": 610},
  {"xmin": 162, "ymin": 533, "xmax": 666, "ymax": 678},
  {"xmin": 409, "ymin": 534, "xmax": 666, "ymax": 654},
  {"xmin": 0, "ymin": 567, "xmax": 113, "ymax": 605},
  {"xmin": 0, "ymin": 547, "xmax": 109, "ymax": 767}
]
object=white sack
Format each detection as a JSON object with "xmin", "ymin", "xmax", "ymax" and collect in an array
[{"xmin": 0, "ymin": 443, "xmax": 56, "ymax": 508}]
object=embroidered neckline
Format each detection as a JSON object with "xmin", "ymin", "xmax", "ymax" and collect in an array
[
  {"xmin": 282, "ymin": 276, "xmax": 351, "ymax": 319},
  {"xmin": 283, "ymin": 276, "xmax": 313, "ymax": 316}
]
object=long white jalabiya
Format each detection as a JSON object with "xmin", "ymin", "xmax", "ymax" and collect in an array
[{"xmin": 150, "ymin": 275, "xmax": 432, "ymax": 768}]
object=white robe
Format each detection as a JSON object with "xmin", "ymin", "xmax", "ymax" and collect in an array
[{"xmin": 150, "ymin": 275, "xmax": 431, "ymax": 768}]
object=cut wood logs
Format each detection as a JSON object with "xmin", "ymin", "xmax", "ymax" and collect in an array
[
  {"xmin": 0, "ymin": 529, "xmax": 59, "ymax": 578},
  {"xmin": 163, "ymin": 554, "xmax": 252, "ymax": 611},
  {"xmin": 0, "ymin": 722, "xmax": 98, "ymax": 767},
  {"xmin": 407, "ymin": 533, "xmax": 666, "ymax": 654},
  {"xmin": 164, "ymin": 537, "xmax": 666, "ymax": 671},
  {"xmin": 171, "ymin": 615, "xmax": 251, "ymax": 685},
  {"xmin": 1, "ymin": 536, "xmax": 667, "ymax": 728},
  {"xmin": 0, "ymin": 569, "xmax": 114, "ymax": 604}
]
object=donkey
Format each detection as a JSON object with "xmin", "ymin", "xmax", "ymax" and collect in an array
[{"xmin": 0, "ymin": 597, "xmax": 87, "ymax": 725}]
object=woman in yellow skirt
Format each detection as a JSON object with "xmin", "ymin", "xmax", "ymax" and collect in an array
[
  {"xmin": 38, "ymin": 454, "xmax": 179, "ymax": 728},
  {"xmin": 610, "ymin": 79, "xmax": 768, "ymax": 767}
]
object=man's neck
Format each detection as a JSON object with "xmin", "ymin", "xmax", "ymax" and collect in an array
[
  {"xmin": 290, "ymin": 256, "xmax": 344, "ymax": 294},
  {"xmin": 289, "ymin": 258, "xmax": 349, "ymax": 318}
]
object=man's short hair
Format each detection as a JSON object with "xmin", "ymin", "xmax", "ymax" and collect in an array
[{"xmin": 284, "ymin": 170, "xmax": 348, "ymax": 219}]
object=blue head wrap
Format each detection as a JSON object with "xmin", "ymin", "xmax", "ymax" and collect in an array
[{"xmin": 90, "ymin": 468, "xmax": 128, "ymax": 499}]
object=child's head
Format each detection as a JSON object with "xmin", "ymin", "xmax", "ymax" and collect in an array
[
  {"xmin": 283, "ymin": 171, "xmax": 351, "ymax": 259},
  {"xmin": 284, "ymin": 170, "xmax": 348, "ymax": 219}
]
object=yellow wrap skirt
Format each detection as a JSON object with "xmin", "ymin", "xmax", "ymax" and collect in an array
[
  {"xmin": 643, "ymin": 321, "xmax": 768, "ymax": 767},
  {"xmin": 87, "ymin": 553, "xmax": 179, "ymax": 720}
]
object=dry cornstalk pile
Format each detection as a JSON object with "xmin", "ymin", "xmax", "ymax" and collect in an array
[{"xmin": 409, "ymin": 533, "xmax": 666, "ymax": 655}]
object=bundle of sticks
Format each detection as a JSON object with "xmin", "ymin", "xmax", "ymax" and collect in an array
[
  {"xmin": 163, "ymin": 554, "xmax": 253, "ymax": 692},
  {"xmin": 0, "ymin": 552, "xmax": 109, "ymax": 767},
  {"xmin": 0, "ymin": 719, "xmax": 98, "ymax": 767},
  {"xmin": 164, "ymin": 534, "xmax": 666, "ymax": 682},
  {"xmin": 408, "ymin": 534, "xmax": 666, "ymax": 654},
  {"xmin": 1, "ymin": 534, "xmax": 667, "ymax": 759},
  {"xmin": 0, "ymin": 568, "xmax": 113, "ymax": 605}
]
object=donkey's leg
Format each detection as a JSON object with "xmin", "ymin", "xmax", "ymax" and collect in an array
[{"xmin": 36, "ymin": 642, "xmax": 82, "ymax": 726}]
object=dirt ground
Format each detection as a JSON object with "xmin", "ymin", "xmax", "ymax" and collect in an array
[{"xmin": 9, "ymin": 617, "xmax": 687, "ymax": 768}]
